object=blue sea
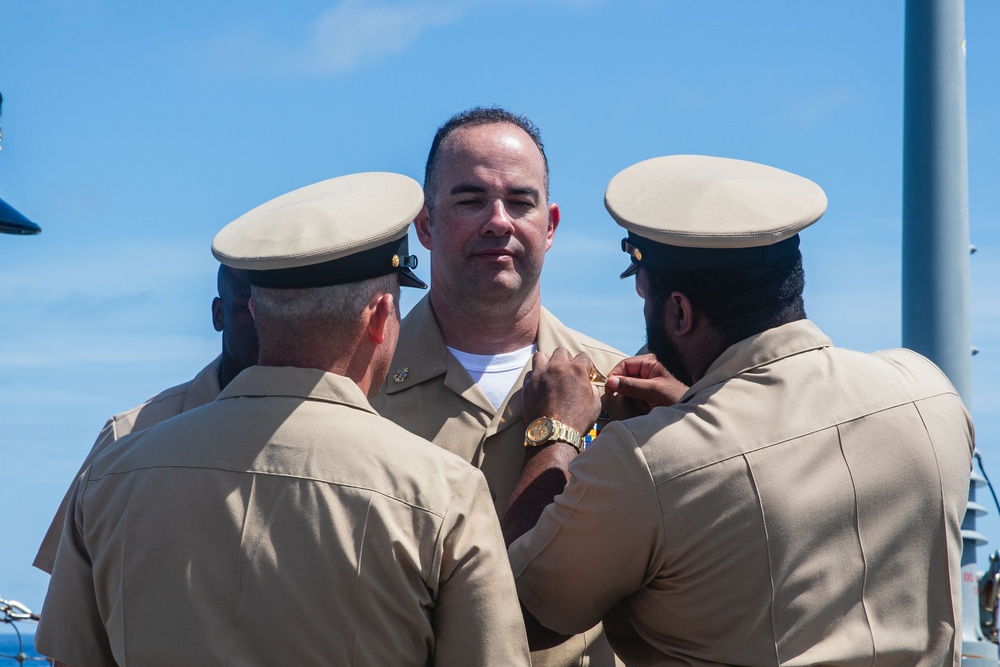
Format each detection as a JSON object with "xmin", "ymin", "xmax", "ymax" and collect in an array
[{"xmin": 0, "ymin": 633, "xmax": 50, "ymax": 664}]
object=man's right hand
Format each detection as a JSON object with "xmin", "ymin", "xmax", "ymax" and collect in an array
[
  {"xmin": 606, "ymin": 354, "xmax": 687, "ymax": 414},
  {"xmin": 522, "ymin": 348, "xmax": 601, "ymax": 436}
]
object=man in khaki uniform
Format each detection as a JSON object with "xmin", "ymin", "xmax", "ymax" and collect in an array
[
  {"xmin": 32, "ymin": 264, "xmax": 258, "ymax": 574},
  {"xmin": 372, "ymin": 107, "xmax": 641, "ymax": 666},
  {"xmin": 505, "ymin": 155, "xmax": 974, "ymax": 666},
  {"xmin": 35, "ymin": 173, "xmax": 529, "ymax": 667}
]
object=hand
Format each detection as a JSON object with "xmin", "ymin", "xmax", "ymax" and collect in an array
[
  {"xmin": 522, "ymin": 348, "xmax": 601, "ymax": 436},
  {"xmin": 606, "ymin": 354, "xmax": 688, "ymax": 414}
]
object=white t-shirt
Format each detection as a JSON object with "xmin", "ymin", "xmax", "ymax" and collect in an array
[{"xmin": 447, "ymin": 344, "xmax": 536, "ymax": 410}]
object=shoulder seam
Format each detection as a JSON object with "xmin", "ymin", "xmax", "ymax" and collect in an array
[{"xmin": 648, "ymin": 389, "xmax": 962, "ymax": 487}]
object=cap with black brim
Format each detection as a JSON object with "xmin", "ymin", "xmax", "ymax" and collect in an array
[
  {"xmin": 0, "ymin": 196, "xmax": 41, "ymax": 235},
  {"xmin": 212, "ymin": 172, "xmax": 427, "ymax": 289},
  {"xmin": 605, "ymin": 155, "xmax": 826, "ymax": 276}
]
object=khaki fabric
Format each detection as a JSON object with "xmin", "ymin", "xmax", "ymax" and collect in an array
[
  {"xmin": 36, "ymin": 366, "xmax": 529, "ymax": 667},
  {"xmin": 372, "ymin": 294, "xmax": 636, "ymax": 667},
  {"xmin": 510, "ymin": 320, "xmax": 974, "ymax": 667},
  {"xmin": 33, "ymin": 355, "xmax": 224, "ymax": 574},
  {"xmin": 373, "ymin": 295, "xmax": 637, "ymax": 513}
]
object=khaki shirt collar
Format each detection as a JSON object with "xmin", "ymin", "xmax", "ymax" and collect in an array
[
  {"xmin": 386, "ymin": 295, "xmax": 451, "ymax": 391},
  {"xmin": 181, "ymin": 355, "xmax": 224, "ymax": 412},
  {"xmin": 494, "ymin": 307, "xmax": 592, "ymax": 430},
  {"xmin": 385, "ymin": 294, "xmax": 595, "ymax": 423},
  {"xmin": 385, "ymin": 295, "xmax": 495, "ymax": 412},
  {"xmin": 681, "ymin": 319, "xmax": 833, "ymax": 403},
  {"xmin": 218, "ymin": 365, "xmax": 377, "ymax": 415}
]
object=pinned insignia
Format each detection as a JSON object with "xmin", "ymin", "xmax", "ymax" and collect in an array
[
  {"xmin": 583, "ymin": 421, "xmax": 602, "ymax": 449},
  {"xmin": 392, "ymin": 367, "xmax": 409, "ymax": 383}
]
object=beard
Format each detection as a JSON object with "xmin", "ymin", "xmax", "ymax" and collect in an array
[{"xmin": 645, "ymin": 297, "xmax": 694, "ymax": 387}]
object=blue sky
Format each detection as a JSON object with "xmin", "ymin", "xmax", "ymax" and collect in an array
[{"xmin": 2, "ymin": 0, "xmax": 999, "ymax": 614}]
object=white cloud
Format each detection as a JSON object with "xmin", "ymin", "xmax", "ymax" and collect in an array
[
  {"xmin": 199, "ymin": 0, "xmax": 609, "ymax": 76},
  {"xmin": 305, "ymin": 1, "xmax": 465, "ymax": 74},
  {"xmin": 201, "ymin": 0, "xmax": 472, "ymax": 76}
]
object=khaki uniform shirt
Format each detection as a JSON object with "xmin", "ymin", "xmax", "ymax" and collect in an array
[
  {"xmin": 509, "ymin": 320, "xmax": 974, "ymax": 667},
  {"xmin": 33, "ymin": 356, "xmax": 224, "ymax": 573},
  {"xmin": 372, "ymin": 295, "xmax": 636, "ymax": 667},
  {"xmin": 36, "ymin": 366, "xmax": 529, "ymax": 667}
]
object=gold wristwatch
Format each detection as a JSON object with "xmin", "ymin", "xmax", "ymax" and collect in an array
[{"xmin": 524, "ymin": 417, "xmax": 583, "ymax": 453}]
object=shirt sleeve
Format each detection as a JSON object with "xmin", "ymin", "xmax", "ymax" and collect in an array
[
  {"xmin": 33, "ymin": 418, "xmax": 117, "ymax": 574},
  {"xmin": 507, "ymin": 421, "xmax": 664, "ymax": 635},
  {"xmin": 433, "ymin": 467, "xmax": 531, "ymax": 667},
  {"xmin": 34, "ymin": 467, "xmax": 118, "ymax": 667}
]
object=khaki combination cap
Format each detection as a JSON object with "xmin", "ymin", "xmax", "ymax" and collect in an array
[
  {"xmin": 605, "ymin": 155, "xmax": 827, "ymax": 276},
  {"xmin": 212, "ymin": 172, "xmax": 427, "ymax": 289}
]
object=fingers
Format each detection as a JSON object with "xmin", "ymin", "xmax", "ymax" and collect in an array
[
  {"xmin": 608, "ymin": 354, "xmax": 660, "ymax": 381},
  {"xmin": 606, "ymin": 375, "xmax": 664, "ymax": 404},
  {"xmin": 608, "ymin": 356, "xmax": 636, "ymax": 379},
  {"xmin": 549, "ymin": 348, "xmax": 573, "ymax": 362},
  {"xmin": 522, "ymin": 348, "xmax": 601, "ymax": 432},
  {"xmin": 606, "ymin": 354, "xmax": 688, "ymax": 412},
  {"xmin": 533, "ymin": 348, "xmax": 594, "ymax": 379},
  {"xmin": 571, "ymin": 351, "xmax": 595, "ymax": 380},
  {"xmin": 608, "ymin": 374, "xmax": 687, "ymax": 411},
  {"xmin": 531, "ymin": 350, "xmax": 551, "ymax": 370}
]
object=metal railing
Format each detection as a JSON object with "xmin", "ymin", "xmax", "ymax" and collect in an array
[{"xmin": 0, "ymin": 597, "xmax": 51, "ymax": 665}]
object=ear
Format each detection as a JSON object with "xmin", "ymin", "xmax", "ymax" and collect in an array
[
  {"xmin": 414, "ymin": 204, "xmax": 433, "ymax": 251},
  {"xmin": 545, "ymin": 202, "xmax": 560, "ymax": 250},
  {"xmin": 248, "ymin": 296, "xmax": 256, "ymax": 319},
  {"xmin": 212, "ymin": 297, "xmax": 224, "ymax": 332},
  {"xmin": 635, "ymin": 268, "xmax": 648, "ymax": 298},
  {"xmin": 366, "ymin": 292, "xmax": 395, "ymax": 345},
  {"xmin": 669, "ymin": 291, "xmax": 696, "ymax": 336}
]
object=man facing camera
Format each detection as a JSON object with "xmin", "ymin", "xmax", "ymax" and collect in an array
[
  {"xmin": 505, "ymin": 155, "xmax": 974, "ymax": 666},
  {"xmin": 36, "ymin": 173, "xmax": 529, "ymax": 667},
  {"xmin": 372, "ymin": 107, "xmax": 642, "ymax": 666}
]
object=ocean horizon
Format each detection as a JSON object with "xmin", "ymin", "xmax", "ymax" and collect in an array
[{"xmin": 0, "ymin": 632, "xmax": 49, "ymax": 664}]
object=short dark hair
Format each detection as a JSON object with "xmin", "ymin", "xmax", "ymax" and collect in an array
[
  {"xmin": 423, "ymin": 106, "xmax": 550, "ymax": 201},
  {"xmin": 643, "ymin": 251, "xmax": 807, "ymax": 350}
]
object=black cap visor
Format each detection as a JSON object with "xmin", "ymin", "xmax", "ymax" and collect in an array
[
  {"xmin": 620, "ymin": 233, "xmax": 800, "ymax": 277},
  {"xmin": 249, "ymin": 234, "xmax": 427, "ymax": 289},
  {"xmin": 0, "ymin": 197, "xmax": 41, "ymax": 235}
]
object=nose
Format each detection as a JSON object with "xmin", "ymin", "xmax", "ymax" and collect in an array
[{"xmin": 482, "ymin": 200, "xmax": 515, "ymax": 236}]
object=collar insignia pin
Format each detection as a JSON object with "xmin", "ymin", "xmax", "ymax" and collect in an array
[{"xmin": 393, "ymin": 367, "xmax": 409, "ymax": 384}]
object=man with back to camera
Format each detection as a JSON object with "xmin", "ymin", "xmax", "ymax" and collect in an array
[
  {"xmin": 503, "ymin": 155, "xmax": 974, "ymax": 665},
  {"xmin": 33, "ymin": 263, "xmax": 258, "ymax": 574},
  {"xmin": 35, "ymin": 172, "xmax": 529, "ymax": 667},
  {"xmin": 371, "ymin": 107, "xmax": 666, "ymax": 666}
]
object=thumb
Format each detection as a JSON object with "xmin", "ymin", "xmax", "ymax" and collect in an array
[{"xmin": 606, "ymin": 375, "xmax": 665, "ymax": 404}]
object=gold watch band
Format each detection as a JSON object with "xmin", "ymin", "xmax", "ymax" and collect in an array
[{"xmin": 524, "ymin": 417, "xmax": 584, "ymax": 453}]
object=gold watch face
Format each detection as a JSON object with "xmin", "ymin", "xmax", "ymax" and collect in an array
[{"xmin": 526, "ymin": 417, "xmax": 555, "ymax": 444}]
